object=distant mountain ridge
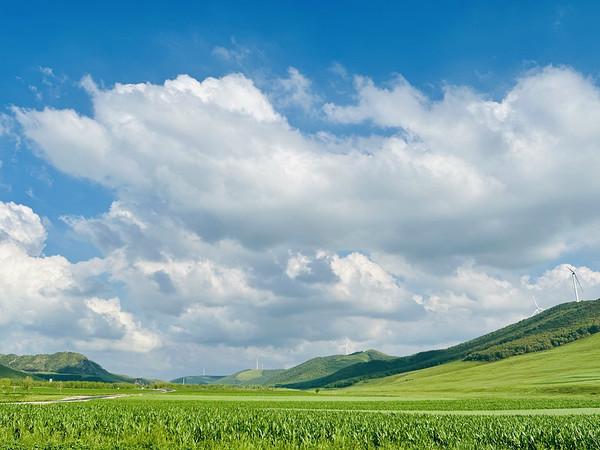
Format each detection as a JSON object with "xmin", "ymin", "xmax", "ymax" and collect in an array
[
  {"xmin": 170, "ymin": 375, "xmax": 224, "ymax": 385},
  {"xmin": 189, "ymin": 349, "xmax": 394, "ymax": 387}
]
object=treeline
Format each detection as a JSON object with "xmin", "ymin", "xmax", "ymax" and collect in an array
[
  {"xmin": 0, "ymin": 377, "xmax": 141, "ymax": 390},
  {"xmin": 466, "ymin": 322, "xmax": 600, "ymax": 361},
  {"xmin": 150, "ymin": 381, "xmax": 282, "ymax": 391}
]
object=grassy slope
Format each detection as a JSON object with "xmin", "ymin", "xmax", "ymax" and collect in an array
[
  {"xmin": 0, "ymin": 363, "xmax": 27, "ymax": 379},
  {"xmin": 346, "ymin": 331, "xmax": 600, "ymax": 398},
  {"xmin": 285, "ymin": 299, "xmax": 600, "ymax": 389}
]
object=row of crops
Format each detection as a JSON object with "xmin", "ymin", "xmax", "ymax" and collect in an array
[{"xmin": 1, "ymin": 399, "xmax": 600, "ymax": 448}]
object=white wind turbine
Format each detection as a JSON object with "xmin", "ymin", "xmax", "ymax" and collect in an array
[
  {"xmin": 340, "ymin": 339, "xmax": 352, "ymax": 356},
  {"xmin": 568, "ymin": 267, "xmax": 584, "ymax": 303},
  {"xmin": 530, "ymin": 296, "xmax": 545, "ymax": 317}
]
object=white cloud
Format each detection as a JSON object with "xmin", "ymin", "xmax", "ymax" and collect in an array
[
  {"xmin": 329, "ymin": 252, "xmax": 416, "ymax": 313},
  {"xmin": 329, "ymin": 62, "xmax": 349, "ymax": 79},
  {"xmin": 39, "ymin": 66, "xmax": 54, "ymax": 77},
  {"xmin": 0, "ymin": 201, "xmax": 46, "ymax": 256},
  {"xmin": 9, "ymin": 66, "xmax": 600, "ymax": 377},
  {"xmin": 276, "ymin": 67, "xmax": 320, "ymax": 112},
  {"xmin": 324, "ymin": 75, "xmax": 428, "ymax": 127},
  {"xmin": 212, "ymin": 38, "xmax": 251, "ymax": 64},
  {"xmin": 83, "ymin": 297, "xmax": 161, "ymax": 352},
  {"xmin": 286, "ymin": 251, "xmax": 311, "ymax": 279},
  {"xmin": 0, "ymin": 201, "xmax": 160, "ymax": 361},
  {"xmin": 0, "ymin": 113, "xmax": 12, "ymax": 136},
  {"xmin": 13, "ymin": 107, "xmax": 129, "ymax": 186}
]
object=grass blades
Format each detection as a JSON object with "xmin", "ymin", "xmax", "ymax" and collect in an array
[{"xmin": 2, "ymin": 398, "xmax": 600, "ymax": 449}]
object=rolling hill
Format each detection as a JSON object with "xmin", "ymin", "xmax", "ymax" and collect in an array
[
  {"xmin": 211, "ymin": 349, "xmax": 394, "ymax": 387},
  {"xmin": 208, "ymin": 369, "xmax": 286, "ymax": 386},
  {"xmin": 0, "ymin": 363, "xmax": 28, "ymax": 380},
  {"xmin": 170, "ymin": 375, "xmax": 225, "ymax": 385},
  {"xmin": 0, "ymin": 352, "xmax": 137, "ymax": 383},
  {"xmin": 282, "ymin": 299, "xmax": 600, "ymax": 389},
  {"xmin": 347, "ymin": 330, "xmax": 600, "ymax": 397}
]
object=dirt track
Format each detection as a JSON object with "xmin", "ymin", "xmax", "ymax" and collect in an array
[{"xmin": 15, "ymin": 389, "xmax": 173, "ymax": 404}]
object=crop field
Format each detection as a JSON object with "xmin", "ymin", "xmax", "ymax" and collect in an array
[{"xmin": 2, "ymin": 391, "xmax": 600, "ymax": 449}]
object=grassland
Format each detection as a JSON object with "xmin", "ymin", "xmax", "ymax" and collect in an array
[
  {"xmin": 345, "ymin": 330, "xmax": 600, "ymax": 398},
  {"xmin": 0, "ymin": 380, "xmax": 153, "ymax": 404},
  {"xmin": 1, "ymin": 393, "xmax": 600, "ymax": 449},
  {"xmin": 2, "ymin": 372, "xmax": 600, "ymax": 448}
]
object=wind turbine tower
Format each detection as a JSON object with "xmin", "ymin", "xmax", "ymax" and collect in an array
[{"xmin": 568, "ymin": 267, "xmax": 583, "ymax": 303}]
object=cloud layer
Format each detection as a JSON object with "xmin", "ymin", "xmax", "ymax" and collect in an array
[{"xmin": 7, "ymin": 65, "xmax": 600, "ymax": 378}]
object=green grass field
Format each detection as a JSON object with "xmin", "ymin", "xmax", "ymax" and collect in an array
[
  {"xmin": 2, "ymin": 383, "xmax": 600, "ymax": 448},
  {"xmin": 1, "ymin": 330, "xmax": 600, "ymax": 448},
  {"xmin": 0, "ymin": 384, "xmax": 151, "ymax": 404},
  {"xmin": 344, "ymin": 330, "xmax": 600, "ymax": 398},
  {"xmin": 1, "ymin": 394, "xmax": 600, "ymax": 449}
]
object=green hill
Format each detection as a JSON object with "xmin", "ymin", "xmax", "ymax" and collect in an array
[
  {"xmin": 170, "ymin": 375, "xmax": 225, "ymax": 385},
  {"xmin": 283, "ymin": 299, "xmax": 600, "ymax": 389},
  {"xmin": 0, "ymin": 363, "xmax": 28, "ymax": 380},
  {"xmin": 211, "ymin": 369, "xmax": 287, "ymax": 386},
  {"xmin": 0, "ymin": 352, "xmax": 134, "ymax": 383},
  {"xmin": 213, "ymin": 350, "xmax": 393, "ymax": 387},
  {"xmin": 271, "ymin": 349, "xmax": 393, "ymax": 385},
  {"xmin": 347, "ymin": 330, "xmax": 600, "ymax": 397}
]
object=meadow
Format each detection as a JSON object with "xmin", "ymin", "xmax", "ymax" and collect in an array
[
  {"xmin": 1, "ymin": 388, "xmax": 600, "ymax": 449},
  {"xmin": 2, "ymin": 328, "xmax": 600, "ymax": 448}
]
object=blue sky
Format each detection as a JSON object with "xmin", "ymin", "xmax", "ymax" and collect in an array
[{"xmin": 2, "ymin": 1, "xmax": 600, "ymax": 379}]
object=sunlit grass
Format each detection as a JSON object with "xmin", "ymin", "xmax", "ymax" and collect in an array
[{"xmin": 345, "ymin": 332, "xmax": 600, "ymax": 398}]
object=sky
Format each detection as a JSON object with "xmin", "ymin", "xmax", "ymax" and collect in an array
[{"xmin": 2, "ymin": 1, "xmax": 600, "ymax": 380}]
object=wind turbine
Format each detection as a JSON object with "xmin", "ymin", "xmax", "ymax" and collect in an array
[
  {"xmin": 568, "ymin": 267, "xmax": 584, "ymax": 303},
  {"xmin": 530, "ymin": 296, "xmax": 545, "ymax": 317},
  {"xmin": 340, "ymin": 339, "xmax": 352, "ymax": 356}
]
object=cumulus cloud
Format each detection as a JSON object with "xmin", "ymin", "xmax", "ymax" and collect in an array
[
  {"xmin": 83, "ymin": 297, "xmax": 161, "ymax": 352},
  {"xmin": 0, "ymin": 200, "xmax": 160, "ymax": 359},
  {"xmin": 0, "ymin": 201, "xmax": 46, "ymax": 256},
  {"xmin": 328, "ymin": 252, "xmax": 418, "ymax": 314},
  {"xmin": 285, "ymin": 251, "xmax": 311, "ymax": 279},
  {"xmin": 8, "ymin": 66, "xmax": 600, "ymax": 377}
]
